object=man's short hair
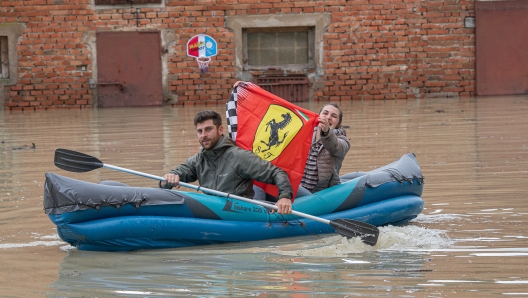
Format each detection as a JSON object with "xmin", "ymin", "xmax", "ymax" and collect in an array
[{"xmin": 194, "ymin": 110, "xmax": 222, "ymax": 127}]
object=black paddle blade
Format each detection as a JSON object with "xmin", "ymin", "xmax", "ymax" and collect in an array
[
  {"xmin": 330, "ymin": 219, "xmax": 380, "ymax": 246},
  {"xmin": 54, "ymin": 148, "xmax": 104, "ymax": 173}
]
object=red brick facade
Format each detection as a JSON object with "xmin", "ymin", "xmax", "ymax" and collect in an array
[{"xmin": 0, "ymin": 0, "xmax": 475, "ymax": 111}]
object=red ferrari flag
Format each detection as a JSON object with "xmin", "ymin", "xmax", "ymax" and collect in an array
[{"xmin": 226, "ymin": 82, "xmax": 319, "ymax": 200}]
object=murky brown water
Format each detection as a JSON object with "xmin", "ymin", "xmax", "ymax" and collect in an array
[{"xmin": 1, "ymin": 95, "xmax": 528, "ymax": 297}]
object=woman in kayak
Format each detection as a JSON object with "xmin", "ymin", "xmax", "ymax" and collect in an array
[{"xmin": 297, "ymin": 102, "xmax": 350, "ymax": 196}]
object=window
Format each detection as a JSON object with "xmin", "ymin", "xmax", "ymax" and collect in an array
[
  {"xmin": 226, "ymin": 14, "xmax": 330, "ymax": 102},
  {"xmin": 244, "ymin": 27, "xmax": 314, "ymax": 69},
  {"xmin": 0, "ymin": 36, "xmax": 8, "ymax": 79},
  {"xmin": 226, "ymin": 14, "xmax": 330, "ymax": 72},
  {"xmin": 95, "ymin": 0, "xmax": 161, "ymax": 4}
]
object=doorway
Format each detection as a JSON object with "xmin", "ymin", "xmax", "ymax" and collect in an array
[
  {"xmin": 96, "ymin": 31, "xmax": 163, "ymax": 107},
  {"xmin": 476, "ymin": 1, "xmax": 528, "ymax": 96}
]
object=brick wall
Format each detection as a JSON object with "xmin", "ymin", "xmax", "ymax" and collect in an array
[
  {"xmin": 0, "ymin": 0, "xmax": 475, "ymax": 111},
  {"xmin": 324, "ymin": 0, "xmax": 475, "ymax": 100}
]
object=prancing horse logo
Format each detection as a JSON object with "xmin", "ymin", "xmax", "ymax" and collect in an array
[
  {"xmin": 260, "ymin": 113, "xmax": 292, "ymax": 152},
  {"xmin": 253, "ymin": 104, "xmax": 304, "ymax": 162}
]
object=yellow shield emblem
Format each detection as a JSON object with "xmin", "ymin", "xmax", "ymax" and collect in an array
[{"xmin": 252, "ymin": 105, "xmax": 304, "ymax": 162}]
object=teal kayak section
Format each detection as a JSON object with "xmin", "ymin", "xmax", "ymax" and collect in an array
[
  {"xmin": 178, "ymin": 178, "xmax": 361, "ymax": 221},
  {"xmin": 56, "ymin": 195, "xmax": 423, "ymax": 251}
]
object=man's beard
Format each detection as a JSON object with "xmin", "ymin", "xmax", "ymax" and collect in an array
[{"xmin": 200, "ymin": 138, "xmax": 214, "ymax": 149}]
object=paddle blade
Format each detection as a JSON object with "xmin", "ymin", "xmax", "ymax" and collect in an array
[
  {"xmin": 54, "ymin": 148, "xmax": 104, "ymax": 173},
  {"xmin": 330, "ymin": 219, "xmax": 379, "ymax": 246}
]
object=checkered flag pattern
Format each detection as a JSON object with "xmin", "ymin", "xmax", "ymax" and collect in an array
[{"xmin": 225, "ymin": 86, "xmax": 238, "ymax": 141}]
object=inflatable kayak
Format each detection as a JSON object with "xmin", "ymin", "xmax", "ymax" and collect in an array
[{"xmin": 44, "ymin": 153, "xmax": 424, "ymax": 251}]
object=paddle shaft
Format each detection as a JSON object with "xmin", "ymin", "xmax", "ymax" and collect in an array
[{"xmin": 103, "ymin": 163, "xmax": 331, "ymax": 225}]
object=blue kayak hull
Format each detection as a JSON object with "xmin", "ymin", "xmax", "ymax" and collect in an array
[
  {"xmin": 44, "ymin": 153, "xmax": 425, "ymax": 251},
  {"xmin": 56, "ymin": 195, "xmax": 423, "ymax": 251}
]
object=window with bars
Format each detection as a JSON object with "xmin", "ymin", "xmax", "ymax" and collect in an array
[
  {"xmin": 251, "ymin": 76, "xmax": 311, "ymax": 103},
  {"xmin": 0, "ymin": 36, "xmax": 8, "ymax": 79},
  {"xmin": 243, "ymin": 27, "xmax": 315, "ymax": 70},
  {"xmin": 95, "ymin": 0, "xmax": 161, "ymax": 4}
]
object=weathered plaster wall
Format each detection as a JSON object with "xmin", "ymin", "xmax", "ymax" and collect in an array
[{"xmin": 0, "ymin": 22, "xmax": 25, "ymax": 108}]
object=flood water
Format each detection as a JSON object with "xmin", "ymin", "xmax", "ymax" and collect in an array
[{"xmin": 1, "ymin": 95, "xmax": 528, "ymax": 297}]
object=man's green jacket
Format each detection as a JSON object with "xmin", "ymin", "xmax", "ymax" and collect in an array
[{"xmin": 171, "ymin": 135, "xmax": 293, "ymax": 200}]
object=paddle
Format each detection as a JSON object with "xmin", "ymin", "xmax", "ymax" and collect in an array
[{"xmin": 54, "ymin": 148, "xmax": 379, "ymax": 246}]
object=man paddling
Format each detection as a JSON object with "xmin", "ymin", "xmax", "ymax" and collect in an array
[{"xmin": 164, "ymin": 110, "xmax": 294, "ymax": 214}]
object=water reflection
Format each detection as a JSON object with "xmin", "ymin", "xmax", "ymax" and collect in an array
[{"xmin": 50, "ymin": 235, "xmax": 436, "ymax": 297}]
